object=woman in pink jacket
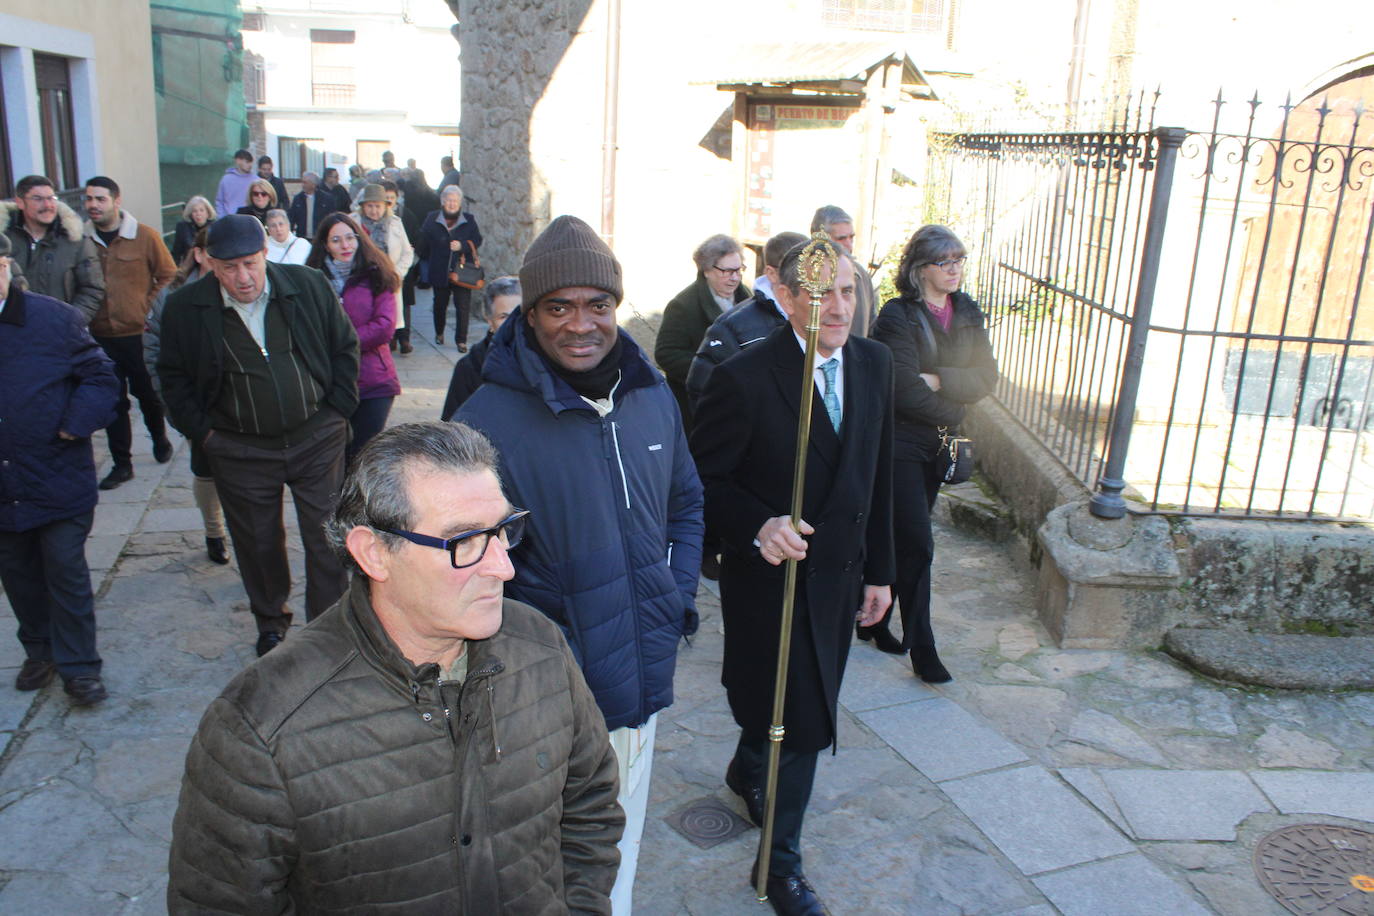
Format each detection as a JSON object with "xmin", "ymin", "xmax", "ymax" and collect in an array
[{"xmin": 306, "ymin": 212, "xmax": 402, "ymax": 463}]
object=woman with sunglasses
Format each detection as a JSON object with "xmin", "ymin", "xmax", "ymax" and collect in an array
[
  {"xmin": 306, "ymin": 213, "xmax": 402, "ymax": 463},
  {"xmin": 865, "ymin": 225, "xmax": 998, "ymax": 683},
  {"xmin": 236, "ymin": 179, "xmax": 277, "ymax": 225}
]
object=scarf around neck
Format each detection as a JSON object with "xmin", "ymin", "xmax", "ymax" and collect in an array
[{"xmin": 327, "ymin": 256, "xmax": 354, "ymax": 298}]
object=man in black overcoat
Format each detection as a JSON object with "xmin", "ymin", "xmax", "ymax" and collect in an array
[{"xmin": 690, "ymin": 239, "xmax": 895, "ymax": 916}]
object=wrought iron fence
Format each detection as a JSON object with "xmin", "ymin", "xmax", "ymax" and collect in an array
[{"xmin": 928, "ymin": 90, "xmax": 1374, "ymax": 522}]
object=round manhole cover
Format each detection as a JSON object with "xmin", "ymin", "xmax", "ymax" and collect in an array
[{"xmin": 1254, "ymin": 824, "xmax": 1374, "ymax": 915}]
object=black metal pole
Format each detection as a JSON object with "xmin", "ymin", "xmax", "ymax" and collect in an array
[{"xmin": 1089, "ymin": 126, "xmax": 1187, "ymax": 519}]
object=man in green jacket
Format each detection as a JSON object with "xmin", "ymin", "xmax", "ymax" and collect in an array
[
  {"xmin": 168, "ymin": 421, "xmax": 624, "ymax": 914},
  {"xmin": 156, "ymin": 214, "xmax": 359, "ymax": 657}
]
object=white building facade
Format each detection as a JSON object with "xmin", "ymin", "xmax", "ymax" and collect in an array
[{"xmin": 241, "ymin": 0, "xmax": 460, "ymax": 183}]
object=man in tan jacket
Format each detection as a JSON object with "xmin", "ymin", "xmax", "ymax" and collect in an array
[{"xmin": 82, "ymin": 176, "xmax": 177, "ymax": 489}]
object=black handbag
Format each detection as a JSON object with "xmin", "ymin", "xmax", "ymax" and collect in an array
[
  {"xmin": 936, "ymin": 426, "xmax": 974, "ymax": 484},
  {"xmin": 910, "ymin": 303, "xmax": 975, "ymax": 484},
  {"xmin": 448, "ymin": 240, "xmax": 485, "ymax": 290}
]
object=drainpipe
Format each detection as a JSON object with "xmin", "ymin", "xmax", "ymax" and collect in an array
[
  {"xmin": 601, "ymin": 0, "xmax": 621, "ymax": 246},
  {"xmin": 1067, "ymin": 0, "xmax": 1090, "ymax": 127}
]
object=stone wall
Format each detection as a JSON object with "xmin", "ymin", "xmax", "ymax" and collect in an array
[
  {"xmin": 964, "ymin": 397, "xmax": 1374, "ymax": 646},
  {"xmin": 455, "ymin": 0, "xmax": 597, "ymax": 280}
]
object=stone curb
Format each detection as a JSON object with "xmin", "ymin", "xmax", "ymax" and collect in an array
[{"xmin": 1164, "ymin": 628, "xmax": 1374, "ymax": 690}]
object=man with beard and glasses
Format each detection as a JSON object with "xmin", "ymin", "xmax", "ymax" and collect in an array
[{"xmin": 455, "ymin": 215, "xmax": 703, "ymax": 914}]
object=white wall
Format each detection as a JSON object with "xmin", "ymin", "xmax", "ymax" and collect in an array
[{"xmin": 244, "ymin": 3, "xmax": 460, "ymax": 177}]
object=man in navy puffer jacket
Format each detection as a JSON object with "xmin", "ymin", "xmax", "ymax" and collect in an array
[
  {"xmin": 0, "ymin": 234, "xmax": 119, "ymax": 706},
  {"xmin": 456, "ymin": 214, "xmax": 703, "ymax": 914}
]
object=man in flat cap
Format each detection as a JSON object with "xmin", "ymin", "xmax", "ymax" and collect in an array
[
  {"xmin": 455, "ymin": 214, "xmax": 704, "ymax": 913},
  {"xmin": 157, "ymin": 214, "xmax": 359, "ymax": 656}
]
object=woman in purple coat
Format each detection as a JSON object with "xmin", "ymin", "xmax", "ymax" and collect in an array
[{"xmin": 307, "ymin": 213, "xmax": 401, "ymax": 463}]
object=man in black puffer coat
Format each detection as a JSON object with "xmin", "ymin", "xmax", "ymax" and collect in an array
[{"xmin": 168, "ymin": 421, "xmax": 624, "ymax": 914}]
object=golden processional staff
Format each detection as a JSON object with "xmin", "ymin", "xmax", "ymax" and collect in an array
[{"xmin": 755, "ymin": 232, "xmax": 838, "ymax": 903}]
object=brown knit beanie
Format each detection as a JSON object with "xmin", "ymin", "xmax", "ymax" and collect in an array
[{"xmin": 519, "ymin": 215, "xmax": 623, "ymax": 308}]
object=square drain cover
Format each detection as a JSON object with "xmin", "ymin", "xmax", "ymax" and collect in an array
[{"xmin": 664, "ymin": 796, "xmax": 753, "ymax": 849}]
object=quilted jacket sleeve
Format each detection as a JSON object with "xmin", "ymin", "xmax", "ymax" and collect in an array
[
  {"xmin": 665, "ymin": 414, "xmax": 705, "ymax": 636},
  {"xmin": 61, "ymin": 311, "xmax": 119, "ymax": 438},
  {"xmin": 558, "ymin": 643, "xmax": 625, "ymax": 915},
  {"xmin": 71, "ymin": 235, "xmax": 106, "ymax": 324},
  {"xmin": 168, "ymin": 697, "xmax": 298, "ymax": 914}
]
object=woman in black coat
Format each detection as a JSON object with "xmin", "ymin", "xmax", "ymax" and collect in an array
[
  {"xmin": 866, "ymin": 225, "xmax": 998, "ymax": 682},
  {"xmin": 415, "ymin": 185, "xmax": 482, "ymax": 351}
]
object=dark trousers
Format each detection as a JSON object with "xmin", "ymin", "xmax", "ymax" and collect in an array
[
  {"xmin": 884, "ymin": 457, "xmax": 942, "ymax": 653},
  {"xmin": 395, "ymin": 264, "xmax": 417, "ymax": 345},
  {"xmin": 732, "ymin": 733, "xmax": 819, "ymax": 877},
  {"xmin": 432, "ymin": 283, "xmax": 472, "ymax": 343},
  {"xmin": 95, "ymin": 333, "xmax": 166, "ymax": 467},
  {"xmin": 204, "ymin": 415, "xmax": 349, "ymax": 635},
  {"xmin": 346, "ymin": 396, "xmax": 394, "ymax": 465},
  {"xmin": 0, "ymin": 512, "xmax": 101, "ymax": 679}
]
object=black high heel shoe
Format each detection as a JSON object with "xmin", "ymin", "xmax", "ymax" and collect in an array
[
  {"xmin": 912, "ymin": 645, "xmax": 952, "ymax": 683},
  {"xmin": 856, "ymin": 624, "xmax": 904, "ymax": 655}
]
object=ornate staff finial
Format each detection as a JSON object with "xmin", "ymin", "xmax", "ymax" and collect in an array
[{"xmin": 798, "ymin": 231, "xmax": 840, "ymax": 306}]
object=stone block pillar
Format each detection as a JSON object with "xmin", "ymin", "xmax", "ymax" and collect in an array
[{"xmin": 1036, "ymin": 501, "xmax": 1184, "ymax": 648}]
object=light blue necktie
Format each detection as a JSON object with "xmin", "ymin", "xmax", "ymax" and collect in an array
[{"xmin": 821, "ymin": 358, "xmax": 841, "ymax": 433}]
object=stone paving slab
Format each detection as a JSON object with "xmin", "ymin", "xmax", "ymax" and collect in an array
[
  {"xmin": 1032, "ymin": 852, "xmax": 1213, "ymax": 916},
  {"xmin": 1088, "ymin": 769, "xmax": 1273, "ymax": 841},
  {"xmin": 858, "ymin": 696, "xmax": 1028, "ymax": 782},
  {"xmin": 838, "ymin": 642, "xmax": 941, "ymax": 712},
  {"xmin": 1250, "ymin": 771, "xmax": 1374, "ymax": 822},
  {"xmin": 139, "ymin": 507, "xmax": 208, "ymax": 534},
  {"xmin": 1058, "ymin": 767, "xmax": 1132, "ymax": 834},
  {"xmin": 940, "ymin": 765, "xmax": 1135, "ymax": 875}
]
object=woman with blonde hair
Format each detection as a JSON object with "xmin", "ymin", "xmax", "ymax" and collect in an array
[
  {"xmin": 171, "ymin": 195, "xmax": 215, "ymax": 264},
  {"xmin": 235, "ymin": 179, "xmax": 276, "ymax": 224}
]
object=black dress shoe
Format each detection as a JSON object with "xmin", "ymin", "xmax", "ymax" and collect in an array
[
  {"xmin": 725, "ymin": 758, "xmax": 765, "ymax": 827},
  {"xmin": 63, "ymin": 675, "xmax": 108, "ymax": 706},
  {"xmin": 400, "ymin": 341, "xmax": 414, "ymax": 354},
  {"xmin": 98, "ymin": 465, "xmax": 134, "ymax": 490},
  {"xmin": 763, "ymin": 872, "xmax": 831, "ymax": 916},
  {"xmin": 206, "ymin": 537, "xmax": 230, "ymax": 565},
  {"xmin": 15, "ymin": 658, "xmax": 56, "ymax": 691},
  {"xmin": 456, "ymin": 342, "xmax": 468, "ymax": 353},
  {"xmin": 255, "ymin": 631, "xmax": 285, "ymax": 657},
  {"xmin": 435, "ymin": 334, "xmax": 444, "ymax": 346},
  {"xmin": 153, "ymin": 437, "xmax": 174, "ymax": 463},
  {"xmin": 856, "ymin": 623, "xmax": 904, "ymax": 654},
  {"xmin": 913, "ymin": 645, "xmax": 952, "ymax": 683}
]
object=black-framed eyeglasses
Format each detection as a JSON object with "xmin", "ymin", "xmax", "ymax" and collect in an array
[
  {"xmin": 926, "ymin": 256, "xmax": 968, "ymax": 271},
  {"xmin": 712, "ymin": 264, "xmax": 744, "ymax": 276},
  {"xmin": 381, "ymin": 509, "xmax": 530, "ymax": 569}
]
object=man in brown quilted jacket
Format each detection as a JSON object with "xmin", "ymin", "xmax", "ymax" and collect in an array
[{"xmin": 167, "ymin": 421, "xmax": 624, "ymax": 914}]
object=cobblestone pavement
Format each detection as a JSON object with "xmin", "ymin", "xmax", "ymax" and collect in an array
[{"xmin": 2, "ymin": 307, "xmax": 1372, "ymax": 914}]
